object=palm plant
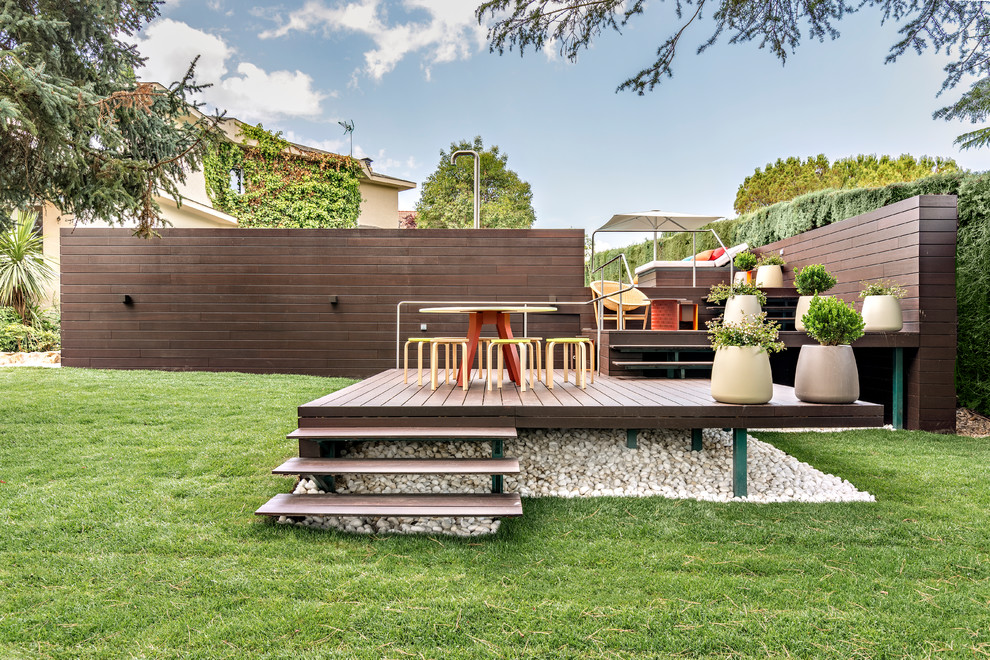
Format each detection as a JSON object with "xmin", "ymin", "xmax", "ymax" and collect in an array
[{"xmin": 0, "ymin": 210, "xmax": 57, "ymax": 324}]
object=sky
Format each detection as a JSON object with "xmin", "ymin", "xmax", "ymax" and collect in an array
[{"xmin": 134, "ymin": 0, "xmax": 990, "ymax": 247}]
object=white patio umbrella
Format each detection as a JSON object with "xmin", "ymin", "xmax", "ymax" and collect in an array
[{"xmin": 594, "ymin": 210, "xmax": 725, "ymax": 262}]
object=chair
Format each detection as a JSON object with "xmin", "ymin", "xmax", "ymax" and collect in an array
[
  {"xmin": 589, "ymin": 280, "xmax": 649, "ymax": 330},
  {"xmin": 429, "ymin": 338, "xmax": 469, "ymax": 391},
  {"xmin": 545, "ymin": 338, "xmax": 595, "ymax": 390},
  {"xmin": 487, "ymin": 338, "xmax": 535, "ymax": 391},
  {"xmin": 403, "ymin": 337, "xmax": 432, "ymax": 386}
]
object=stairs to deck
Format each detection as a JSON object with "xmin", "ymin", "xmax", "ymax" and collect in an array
[
  {"xmin": 608, "ymin": 344, "xmax": 715, "ymax": 377},
  {"xmin": 256, "ymin": 426, "xmax": 524, "ymax": 520}
]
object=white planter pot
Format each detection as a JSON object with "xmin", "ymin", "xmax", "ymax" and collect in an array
[
  {"xmin": 723, "ymin": 295, "xmax": 762, "ymax": 324},
  {"xmin": 794, "ymin": 295, "xmax": 831, "ymax": 332},
  {"xmin": 755, "ymin": 264, "xmax": 783, "ymax": 288},
  {"xmin": 794, "ymin": 344, "xmax": 860, "ymax": 404},
  {"xmin": 733, "ymin": 270, "xmax": 747, "ymax": 284},
  {"xmin": 710, "ymin": 346, "xmax": 774, "ymax": 404},
  {"xmin": 862, "ymin": 295, "xmax": 902, "ymax": 332}
]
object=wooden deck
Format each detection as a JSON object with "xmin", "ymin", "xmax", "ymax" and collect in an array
[{"xmin": 299, "ymin": 369, "xmax": 885, "ymax": 430}]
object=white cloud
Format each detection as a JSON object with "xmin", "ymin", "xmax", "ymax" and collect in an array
[
  {"xmin": 132, "ymin": 18, "xmax": 328, "ymax": 122},
  {"xmin": 260, "ymin": 0, "xmax": 486, "ymax": 81}
]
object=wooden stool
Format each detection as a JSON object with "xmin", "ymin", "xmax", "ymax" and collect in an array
[
  {"xmin": 487, "ymin": 338, "xmax": 535, "ymax": 391},
  {"xmin": 545, "ymin": 338, "xmax": 595, "ymax": 389},
  {"xmin": 476, "ymin": 337, "xmax": 499, "ymax": 381},
  {"xmin": 517, "ymin": 337, "xmax": 543, "ymax": 382},
  {"xmin": 403, "ymin": 337, "xmax": 432, "ymax": 386},
  {"xmin": 429, "ymin": 338, "xmax": 469, "ymax": 391}
]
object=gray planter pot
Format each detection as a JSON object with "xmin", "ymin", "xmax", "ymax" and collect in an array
[
  {"xmin": 794, "ymin": 344, "xmax": 860, "ymax": 404},
  {"xmin": 710, "ymin": 346, "xmax": 774, "ymax": 404}
]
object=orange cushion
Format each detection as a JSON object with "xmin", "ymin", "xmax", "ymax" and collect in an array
[{"xmin": 694, "ymin": 249, "xmax": 715, "ymax": 261}]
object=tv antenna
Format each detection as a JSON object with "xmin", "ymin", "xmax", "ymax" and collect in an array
[{"xmin": 338, "ymin": 120, "xmax": 355, "ymax": 156}]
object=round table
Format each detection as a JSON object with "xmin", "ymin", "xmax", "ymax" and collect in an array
[{"xmin": 419, "ymin": 306, "xmax": 557, "ymax": 386}]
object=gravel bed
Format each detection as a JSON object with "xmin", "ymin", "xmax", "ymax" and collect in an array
[{"xmin": 279, "ymin": 427, "xmax": 874, "ymax": 537}]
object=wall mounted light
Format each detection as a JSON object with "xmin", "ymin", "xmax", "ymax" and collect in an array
[
  {"xmin": 122, "ymin": 295, "xmax": 134, "ymax": 305},
  {"xmin": 328, "ymin": 295, "xmax": 338, "ymax": 305}
]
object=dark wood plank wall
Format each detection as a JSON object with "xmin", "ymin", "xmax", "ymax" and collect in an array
[
  {"xmin": 61, "ymin": 228, "xmax": 593, "ymax": 377},
  {"xmin": 757, "ymin": 195, "xmax": 957, "ymax": 432}
]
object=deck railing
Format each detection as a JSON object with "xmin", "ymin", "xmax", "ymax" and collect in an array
[{"xmin": 589, "ymin": 252, "xmax": 637, "ymax": 363}]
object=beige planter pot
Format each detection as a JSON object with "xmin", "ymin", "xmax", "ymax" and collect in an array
[
  {"xmin": 710, "ymin": 346, "xmax": 774, "ymax": 404},
  {"xmin": 862, "ymin": 295, "xmax": 902, "ymax": 332},
  {"xmin": 755, "ymin": 264, "xmax": 783, "ymax": 288},
  {"xmin": 723, "ymin": 295, "xmax": 762, "ymax": 324},
  {"xmin": 794, "ymin": 295, "xmax": 832, "ymax": 332},
  {"xmin": 733, "ymin": 270, "xmax": 748, "ymax": 284},
  {"xmin": 794, "ymin": 344, "xmax": 860, "ymax": 404}
]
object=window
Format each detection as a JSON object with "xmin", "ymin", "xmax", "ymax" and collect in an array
[{"xmin": 229, "ymin": 168, "xmax": 244, "ymax": 195}]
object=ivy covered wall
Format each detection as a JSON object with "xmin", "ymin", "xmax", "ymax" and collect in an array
[{"xmin": 203, "ymin": 124, "xmax": 363, "ymax": 228}]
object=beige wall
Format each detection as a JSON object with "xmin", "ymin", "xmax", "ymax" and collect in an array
[{"xmin": 358, "ymin": 183, "xmax": 400, "ymax": 228}]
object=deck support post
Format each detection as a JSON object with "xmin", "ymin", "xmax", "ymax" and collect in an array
[
  {"xmin": 892, "ymin": 348, "xmax": 904, "ymax": 430},
  {"xmin": 732, "ymin": 428, "xmax": 747, "ymax": 498},
  {"xmin": 491, "ymin": 437, "xmax": 504, "ymax": 494},
  {"xmin": 691, "ymin": 428, "xmax": 703, "ymax": 452},
  {"xmin": 626, "ymin": 429, "xmax": 638, "ymax": 449},
  {"xmin": 315, "ymin": 440, "xmax": 337, "ymax": 492}
]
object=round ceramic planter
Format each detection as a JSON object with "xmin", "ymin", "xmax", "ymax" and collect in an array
[
  {"xmin": 710, "ymin": 346, "xmax": 773, "ymax": 404},
  {"xmin": 794, "ymin": 344, "xmax": 860, "ymax": 404},
  {"xmin": 794, "ymin": 295, "xmax": 831, "ymax": 332},
  {"xmin": 733, "ymin": 270, "xmax": 748, "ymax": 284},
  {"xmin": 723, "ymin": 295, "xmax": 762, "ymax": 324},
  {"xmin": 862, "ymin": 295, "xmax": 902, "ymax": 332},
  {"xmin": 755, "ymin": 264, "xmax": 783, "ymax": 288}
]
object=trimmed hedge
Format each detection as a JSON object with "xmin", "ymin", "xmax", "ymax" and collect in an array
[{"xmin": 591, "ymin": 171, "xmax": 989, "ymax": 417}]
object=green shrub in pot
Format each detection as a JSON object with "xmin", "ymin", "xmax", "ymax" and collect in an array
[
  {"xmin": 795, "ymin": 296, "xmax": 865, "ymax": 403},
  {"xmin": 707, "ymin": 312, "xmax": 784, "ymax": 404}
]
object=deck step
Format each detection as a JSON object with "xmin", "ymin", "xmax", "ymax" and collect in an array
[
  {"xmin": 273, "ymin": 457, "xmax": 520, "ymax": 475},
  {"xmin": 612, "ymin": 360, "xmax": 714, "ymax": 368},
  {"xmin": 287, "ymin": 426, "xmax": 518, "ymax": 441},
  {"xmin": 256, "ymin": 492, "xmax": 523, "ymax": 517}
]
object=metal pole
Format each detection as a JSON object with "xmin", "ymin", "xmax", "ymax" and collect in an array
[{"xmin": 451, "ymin": 150, "xmax": 480, "ymax": 229}]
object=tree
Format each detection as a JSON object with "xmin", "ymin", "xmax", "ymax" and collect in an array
[
  {"xmin": 476, "ymin": 1, "xmax": 990, "ymax": 143},
  {"xmin": 0, "ymin": 1, "xmax": 220, "ymax": 238},
  {"xmin": 415, "ymin": 137, "xmax": 536, "ymax": 229},
  {"xmin": 0, "ymin": 210, "xmax": 56, "ymax": 324},
  {"xmin": 734, "ymin": 154, "xmax": 960, "ymax": 214}
]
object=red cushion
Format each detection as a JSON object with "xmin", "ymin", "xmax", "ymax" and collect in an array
[{"xmin": 711, "ymin": 247, "xmax": 726, "ymax": 260}]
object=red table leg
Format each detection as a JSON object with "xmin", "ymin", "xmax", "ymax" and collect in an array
[
  {"xmin": 455, "ymin": 310, "xmax": 522, "ymax": 386},
  {"xmin": 457, "ymin": 312, "xmax": 484, "ymax": 387},
  {"xmin": 495, "ymin": 312, "xmax": 522, "ymax": 385}
]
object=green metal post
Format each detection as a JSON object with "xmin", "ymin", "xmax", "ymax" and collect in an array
[
  {"xmin": 315, "ymin": 440, "xmax": 337, "ymax": 492},
  {"xmin": 892, "ymin": 347, "xmax": 904, "ymax": 430},
  {"xmin": 732, "ymin": 428, "xmax": 747, "ymax": 498},
  {"xmin": 491, "ymin": 437, "xmax": 504, "ymax": 494},
  {"xmin": 691, "ymin": 428, "xmax": 703, "ymax": 452},
  {"xmin": 626, "ymin": 429, "xmax": 638, "ymax": 449}
]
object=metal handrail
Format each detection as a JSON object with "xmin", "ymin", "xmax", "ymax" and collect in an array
[
  {"xmin": 395, "ymin": 299, "xmax": 582, "ymax": 368},
  {"xmin": 589, "ymin": 252, "xmax": 637, "ymax": 365}
]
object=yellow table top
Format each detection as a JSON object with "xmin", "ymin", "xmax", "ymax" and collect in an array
[{"xmin": 419, "ymin": 306, "xmax": 557, "ymax": 314}]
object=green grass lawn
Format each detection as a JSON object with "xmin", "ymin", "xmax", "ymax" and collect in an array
[{"xmin": 1, "ymin": 368, "xmax": 988, "ymax": 659}]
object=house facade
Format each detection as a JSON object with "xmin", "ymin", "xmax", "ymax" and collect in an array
[{"xmin": 39, "ymin": 115, "xmax": 416, "ymax": 306}]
